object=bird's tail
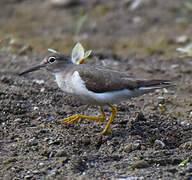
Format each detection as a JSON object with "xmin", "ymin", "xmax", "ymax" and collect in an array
[{"xmin": 137, "ymin": 80, "xmax": 173, "ymax": 91}]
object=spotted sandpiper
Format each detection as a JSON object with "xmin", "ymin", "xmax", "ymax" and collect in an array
[{"xmin": 19, "ymin": 52, "xmax": 172, "ymax": 135}]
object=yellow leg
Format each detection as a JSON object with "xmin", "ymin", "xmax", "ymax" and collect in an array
[
  {"xmin": 100, "ymin": 107, "xmax": 106, "ymax": 120},
  {"xmin": 96, "ymin": 104, "xmax": 117, "ymax": 135},
  {"xmin": 78, "ymin": 106, "xmax": 106, "ymax": 123},
  {"xmin": 60, "ymin": 106, "xmax": 106, "ymax": 124}
]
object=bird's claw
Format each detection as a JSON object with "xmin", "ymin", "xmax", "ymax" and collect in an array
[{"xmin": 60, "ymin": 114, "xmax": 80, "ymax": 123}]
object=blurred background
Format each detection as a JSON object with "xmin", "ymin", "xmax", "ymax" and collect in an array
[{"xmin": 0, "ymin": 0, "xmax": 191, "ymax": 57}]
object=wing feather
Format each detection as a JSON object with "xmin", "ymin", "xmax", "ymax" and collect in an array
[{"xmin": 75, "ymin": 65, "xmax": 171, "ymax": 93}]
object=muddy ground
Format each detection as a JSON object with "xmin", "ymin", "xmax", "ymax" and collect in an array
[{"xmin": 0, "ymin": 0, "xmax": 192, "ymax": 179}]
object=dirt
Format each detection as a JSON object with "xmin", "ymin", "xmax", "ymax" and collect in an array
[{"xmin": 0, "ymin": 0, "xmax": 192, "ymax": 179}]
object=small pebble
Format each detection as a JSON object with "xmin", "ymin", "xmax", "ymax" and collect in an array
[
  {"xmin": 49, "ymin": 169, "xmax": 57, "ymax": 176},
  {"xmin": 154, "ymin": 139, "xmax": 165, "ymax": 149},
  {"xmin": 3, "ymin": 158, "xmax": 17, "ymax": 164},
  {"xmin": 40, "ymin": 87, "xmax": 45, "ymax": 92},
  {"xmin": 189, "ymin": 111, "xmax": 192, "ymax": 119},
  {"xmin": 32, "ymin": 79, "xmax": 44, "ymax": 84},
  {"xmin": 0, "ymin": 76, "xmax": 10, "ymax": 83},
  {"xmin": 39, "ymin": 162, "xmax": 45, "ymax": 168},
  {"xmin": 163, "ymin": 88, "xmax": 168, "ymax": 93},
  {"xmin": 32, "ymin": 170, "xmax": 40, "ymax": 174},
  {"xmin": 49, "ymin": 151, "xmax": 54, "ymax": 158},
  {"xmin": 69, "ymin": 155, "xmax": 87, "ymax": 172},
  {"xmin": 55, "ymin": 150, "xmax": 67, "ymax": 157},
  {"xmin": 24, "ymin": 175, "xmax": 33, "ymax": 180},
  {"xmin": 44, "ymin": 137, "xmax": 50, "ymax": 142},
  {"xmin": 130, "ymin": 160, "xmax": 149, "ymax": 169},
  {"xmin": 13, "ymin": 118, "xmax": 22, "ymax": 124},
  {"xmin": 125, "ymin": 141, "xmax": 141, "ymax": 153},
  {"xmin": 158, "ymin": 96, "xmax": 165, "ymax": 100},
  {"xmin": 33, "ymin": 106, "xmax": 39, "ymax": 111},
  {"xmin": 171, "ymin": 64, "xmax": 179, "ymax": 69},
  {"xmin": 129, "ymin": 0, "xmax": 142, "ymax": 10},
  {"xmin": 27, "ymin": 138, "xmax": 38, "ymax": 146}
]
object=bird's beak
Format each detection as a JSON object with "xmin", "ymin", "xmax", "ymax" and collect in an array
[{"xmin": 19, "ymin": 64, "xmax": 46, "ymax": 76}]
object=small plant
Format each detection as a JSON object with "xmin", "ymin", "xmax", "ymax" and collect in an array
[
  {"xmin": 75, "ymin": 9, "xmax": 87, "ymax": 36},
  {"xmin": 71, "ymin": 42, "xmax": 92, "ymax": 64},
  {"xmin": 177, "ymin": 43, "xmax": 192, "ymax": 57},
  {"xmin": 178, "ymin": 159, "xmax": 189, "ymax": 167}
]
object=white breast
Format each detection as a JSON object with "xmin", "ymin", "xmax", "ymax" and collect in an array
[{"xmin": 55, "ymin": 71, "xmax": 91, "ymax": 95}]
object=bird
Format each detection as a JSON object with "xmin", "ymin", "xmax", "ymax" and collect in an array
[{"xmin": 19, "ymin": 52, "xmax": 172, "ymax": 135}]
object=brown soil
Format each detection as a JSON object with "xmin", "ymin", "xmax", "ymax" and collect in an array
[{"xmin": 0, "ymin": 0, "xmax": 192, "ymax": 179}]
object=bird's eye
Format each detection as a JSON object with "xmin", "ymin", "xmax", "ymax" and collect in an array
[{"xmin": 48, "ymin": 56, "xmax": 56, "ymax": 64}]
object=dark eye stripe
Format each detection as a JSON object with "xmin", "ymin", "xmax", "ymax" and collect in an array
[{"xmin": 48, "ymin": 56, "xmax": 56, "ymax": 64}]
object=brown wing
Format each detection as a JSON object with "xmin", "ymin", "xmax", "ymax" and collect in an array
[{"xmin": 76, "ymin": 65, "xmax": 171, "ymax": 93}]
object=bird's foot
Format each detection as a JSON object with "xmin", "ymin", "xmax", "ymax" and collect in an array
[
  {"xmin": 96, "ymin": 129, "xmax": 112, "ymax": 135},
  {"xmin": 60, "ymin": 114, "xmax": 106, "ymax": 124},
  {"xmin": 60, "ymin": 114, "xmax": 80, "ymax": 123}
]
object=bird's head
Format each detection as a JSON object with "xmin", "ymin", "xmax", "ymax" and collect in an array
[{"xmin": 19, "ymin": 53, "xmax": 71, "ymax": 76}]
